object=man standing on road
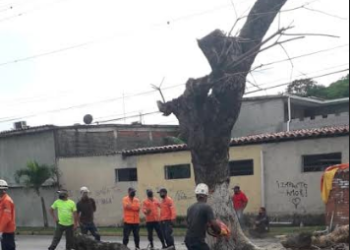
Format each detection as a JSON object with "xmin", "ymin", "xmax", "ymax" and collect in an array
[
  {"xmin": 123, "ymin": 188, "xmax": 141, "ymax": 250},
  {"xmin": 143, "ymin": 189, "xmax": 167, "ymax": 250},
  {"xmin": 48, "ymin": 190, "xmax": 78, "ymax": 250},
  {"xmin": 232, "ymin": 186, "xmax": 249, "ymax": 222},
  {"xmin": 158, "ymin": 188, "xmax": 177, "ymax": 250},
  {"xmin": 0, "ymin": 180, "xmax": 16, "ymax": 250},
  {"xmin": 185, "ymin": 184, "xmax": 221, "ymax": 250},
  {"xmin": 77, "ymin": 187, "xmax": 101, "ymax": 241}
]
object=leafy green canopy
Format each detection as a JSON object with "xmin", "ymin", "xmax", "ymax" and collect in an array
[
  {"xmin": 15, "ymin": 161, "xmax": 56, "ymax": 194},
  {"xmin": 287, "ymin": 74, "xmax": 349, "ymax": 100}
]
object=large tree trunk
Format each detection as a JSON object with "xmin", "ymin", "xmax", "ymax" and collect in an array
[{"xmin": 157, "ymin": 0, "xmax": 288, "ymax": 249}]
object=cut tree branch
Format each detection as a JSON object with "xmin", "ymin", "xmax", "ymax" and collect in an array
[{"xmin": 282, "ymin": 33, "xmax": 340, "ymax": 38}]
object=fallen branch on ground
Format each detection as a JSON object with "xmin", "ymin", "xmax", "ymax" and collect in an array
[
  {"xmin": 281, "ymin": 225, "xmax": 349, "ymax": 249},
  {"xmin": 74, "ymin": 234, "xmax": 130, "ymax": 250}
]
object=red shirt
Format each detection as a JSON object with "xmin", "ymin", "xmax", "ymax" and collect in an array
[{"xmin": 233, "ymin": 191, "xmax": 248, "ymax": 211}]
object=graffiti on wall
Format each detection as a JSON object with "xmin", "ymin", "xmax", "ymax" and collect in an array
[
  {"xmin": 175, "ymin": 190, "xmax": 193, "ymax": 201},
  {"xmin": 68, "ymin": 186, "xmax": 122, "ymax": 207},
  {"xmin": 276, "ymin": 181, "xmax": 308, "ymax": 211}
]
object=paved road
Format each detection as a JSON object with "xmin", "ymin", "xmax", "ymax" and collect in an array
[
  {"xmin": 17, "ymin": 235, "xmax": 187, "ymax": 250},
  {"xmin": 16, "ymin": 235, "xmax": 283, "ymax": 250}
]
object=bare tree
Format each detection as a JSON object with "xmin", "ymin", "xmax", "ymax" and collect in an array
[{"xmin": 157, "ymin": 0, "xmax": 290, "ymax": 249}]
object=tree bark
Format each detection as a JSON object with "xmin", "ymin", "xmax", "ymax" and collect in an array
[
  {"xmin": 74, "ymin": 234, "xmax": 129, "ymax": 250},
  {"xmin": 281, "ymin": 225, "xmax": 349, "ymax": 249},
  {"xmin": 157, "ymin": 0, "xmax": 288, "ymax": 249},
  {"xmin": 37, "ymin": 189, "xmax": 49, "ymax": 228}
]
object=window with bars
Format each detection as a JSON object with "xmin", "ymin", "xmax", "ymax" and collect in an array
[
  {"xmin": 115, "ymin": 168, "xmax": 138, "ymax": 182},
  {"xmin": 165, "ymin": 164, "xmax": 191, "ymax": 180},
  {"xmin": 229, "ymin": 160, "xmax": 254, "ymax": 176},
  {"xmin": 303, "ymin": 153, "xmax": 342, "ymax": 172}
]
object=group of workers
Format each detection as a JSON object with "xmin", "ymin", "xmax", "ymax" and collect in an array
[
  {"xmin": 122, "ymin": 187, "xmax": 177, "ymax": 250},
  {"xmin": 0, "ymin": 177, "xmax": 269, "ymax": 250}
]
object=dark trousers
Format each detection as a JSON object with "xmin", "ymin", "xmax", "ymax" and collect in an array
[
  {"xmin": 161, "ymin": 221, "xmax": 175, "ymax": 248},
  {"xmin": 48, "ymin": 224, "xmax": 75, "ymax": 250},
  {"xmin": 81, "ymin": 222, "xmax": 101, "ymax": 241},
  {"xmin": 123, "ymin": 223, "xmax": 140, "ymax": 248},
  {"xmin": 1, "ymin": 233, "xmax": 16, "ymax": 250},
  {"xmin": 185, "ymin": 238, "xmax": 210, "ymax": 250},
  {"xmin": 146, "ymin": 222, "xmax": 166, "ymax": 248}
]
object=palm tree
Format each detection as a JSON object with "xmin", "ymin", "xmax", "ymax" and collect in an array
[{"xmin": 15, "ymin": 161, "xmax": 57, "ymax": 228}]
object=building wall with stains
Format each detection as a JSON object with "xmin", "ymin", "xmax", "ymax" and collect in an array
[
  {"xmin": 263, "ymin": 136, "xmax": 349, "ymax": 220},
  {"xmin": 58, "ymin": 155, "xmax": 137, "ymax": 226},
  {"xmin": 135, "ymin": 145, "xmax": 263, "ymax": 217}
]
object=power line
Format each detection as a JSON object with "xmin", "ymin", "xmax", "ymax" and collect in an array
[
  {"xmin": 0, "ymin": 0, "xmax": 70, "ymax": 23},
  {"xmin": 0, "ymin": 83, "xmax": 185, "ymax": 123},
  {"xmin": 250, "ymin": 63, "xmax": 350, "ymax": 91},
  {"xmin": 246, "ymin": 68, "xmax": 350, "ymax": 95},
  {"xmin": 0, "ymin": 6, "xmax": 234, "ymax": 68},
  {"xmin": 1, "ymin": 42, "xmax": 347, "ymax": 107},
  {"xmin": 1, "ymin": 63, "xmax": 348, "ymax": 123},
  {"xmin": 1, "ymin": 67, "xmax": 348, "ymax": 125},
  {"xmin": 253, "ymin": 44, "xmax": 349, "ymax": 70},
  {"xmin": 0, "ymin": 0, "xmax": 322, "ymax": 68},
  {"xmin": 95, "ymin": 111, "xmax": 161, "ymax": 124},
  {"xmin": 92, "ymin": 68, "xmax": 350, "ymax": 124}
]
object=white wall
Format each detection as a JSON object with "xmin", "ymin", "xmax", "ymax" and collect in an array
[{"xmin": 263, "ymin": 136, "xmax": 349, "ymax": 218}]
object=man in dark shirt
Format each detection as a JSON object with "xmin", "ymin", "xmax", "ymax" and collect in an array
[
  {"xmin": 77, "ymin": 187, "xmax": 101, "ymax": 241},
  {"xmin": 185, "ymin": 184, "xmax": 221, "ymax": 250},
  {"xmin": 253, "ymin": 207, "xmax": 270, "ymax": 235},
  {"xmin": 249, "ymin": 207, "xmax": 270, "ymax": 239}
]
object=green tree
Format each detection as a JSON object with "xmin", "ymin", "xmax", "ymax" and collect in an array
[
  {"xmin": 287, "ymin": 78, "xmax": 319, "ymax": 96},
  {"xmin": 287, "ymin": 75, "xmax": 349, "ymax": 99},
  {"xmin": 324, "ymin": 74, "xmax": 349, "ymax": 99},
  {"xmin": 15, "ymin": 161, "xmax": 58, "ymax": 228}
]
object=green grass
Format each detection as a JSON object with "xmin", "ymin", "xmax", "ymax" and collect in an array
[{"xmin": 17, "ymin": 226, "xmax": 322, "ymax": 237}]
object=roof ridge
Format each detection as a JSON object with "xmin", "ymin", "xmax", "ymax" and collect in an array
[{"xmin": 123, "ymin": 125, "xmax": 349, "ymax": 156}]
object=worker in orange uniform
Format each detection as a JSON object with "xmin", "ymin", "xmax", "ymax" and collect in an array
[
  {"xmin": 0, "ymin": 180, "xmax": 16, "ymax": 250},
  {"xmin": 143, "ymin": 189, "xmax": 167, "ymax": 250},
  {"xmin": 158, "ymin": 188, "xmax": 177, "ymax": 250},
  {"xmin": 123, "ymin": 187, "xmax": 141, "ymax": 250}
]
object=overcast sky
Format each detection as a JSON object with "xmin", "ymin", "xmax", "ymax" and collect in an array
[{"xmin": 0, "ymin": 0, "xmax": 349, "ymax": 131}]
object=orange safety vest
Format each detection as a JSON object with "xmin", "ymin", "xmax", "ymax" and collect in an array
[
  {"xmin": 160, "ymin": 196, "xmax": 176, "ymax": 221},
  {"xmin": 123, "ymin": 196, "xmax": 140, "ymax": 224},
  {"xmin": 143, "ymin": 198, "xmax": 161, "ymax": 223},
  {"xmin": 0, "ymin": 194, "xmax": 16, "ymax": 233}
]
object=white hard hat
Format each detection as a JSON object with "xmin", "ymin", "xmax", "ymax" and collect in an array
[
  {"xmin": 0, "ymin": 180, "xmax": 9, "ymax": 190},
  {"xmin": 80, "ymin": 187, "xmax": 90, "ymax": 194},
  {"xmin": 195, "ymin": 183, "xmax": 209, "ymax": 196}
]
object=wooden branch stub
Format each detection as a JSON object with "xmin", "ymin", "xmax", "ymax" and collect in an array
[{"xmin": 198, "ymin": 30, "xmax": 242, "ymax": 72}]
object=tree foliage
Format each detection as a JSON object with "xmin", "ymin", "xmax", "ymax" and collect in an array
[
  {"xmin": 287, "ymin": 74, "xmax": 349, "ymax": 100},
  {"xmin": 15, "ymin": 161, "xmax": 58, "ymax": 228},
  {"xmin": 15, "ymin": 161, "xmax": 56, "ymax": 194}
]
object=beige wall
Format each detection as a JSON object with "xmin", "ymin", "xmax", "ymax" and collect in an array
[
  {"xmin": 57, "ymin": 145, "xmax": 262, "ymax": 225},
  {"xmin": 58, "ymin": 155, "xmax": 136, "ymax": 226},
  {"xmin": 136, "ymin": 145, "xmax": 263, "ymax": 217}
]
